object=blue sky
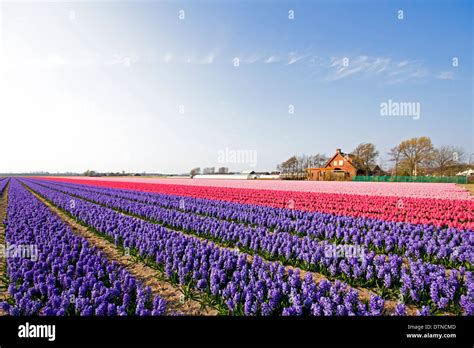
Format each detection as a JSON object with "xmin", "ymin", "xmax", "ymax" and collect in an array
[{"xmin": 0, "ymin": 0, "xmax": 472, "ymax": 173}]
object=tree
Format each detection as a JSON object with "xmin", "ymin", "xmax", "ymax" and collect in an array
[
  {"xmin": 308, "ymin": 153, "xmax": 328, "ymax": 168},
  {"xmin": 351, "ymin": 143, "xmax": 379, "ymax": 176},
  {"xmin": 190, "ymin": 167, "xmax": 201, "ymax": 177},
  {"xmin": 431, "ymin": 146, "xmax": 464, "ymax": 175},
  {"xmin": 84, "ymin": 170, "xmax": 97, "ymax": 177},
  {"xmin": 286, "ymin": 156, "xmax": 298, "ymax": 178},
  {"xmin": 277, "ymin": 153, "xmax": 328, "ymax": 180},
  {"xmin": 277, "ymin": 156, "xmax": 298, "ymax": 179},
  {"xmin": 388, "ymin": 145, "xmax": 402, "ymax": 176},
  {"xmin": 397, "ymin": 136, "xmax": 434, "ymax": 176}
]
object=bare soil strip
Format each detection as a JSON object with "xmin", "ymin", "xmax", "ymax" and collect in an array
[
  {"xmin": 0, "ymin": 180, "xmax": 10, "ymax": 315},
  {"xmin": 25, "ymin": 182, "xmax": 424, "ymax": 316},
  {"xmin": 24, "ymin": 184, "xmax": 218, "ymax": 316}
]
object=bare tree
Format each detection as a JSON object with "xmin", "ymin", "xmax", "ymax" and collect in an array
[
  {"xmin": 190, "ymin": 167, "xmax": 201, "ymax": 177},
  {"xmin": 278, "ymin": 156, "xmax": 298, "ymax": 178},
  {"xmin": 309, "ymin": 153, "xmax": 328, "ymax": 168},
  {"xmin": 287, "ymin": 156, "xmax": 298, "ymax": 178},
  {"xmin": 351, "ymin": 143, "xmax": 379, "ymax": 176},
  {"xmin": 278, "ymin": 153, "xmax": 328, "ymax": 180},
  {"xmin": 432, "ymin": 146, "xmax": 464, "ymax": 174},
  {"xmin": 84, "ymin": 170, "xmax": 98, "ymax": 177},
  {"xmin": 388, "ymin": 145, "xmax": 402, "ymax": 176}
]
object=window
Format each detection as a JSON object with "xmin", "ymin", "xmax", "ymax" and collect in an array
[
  {"xmin": 333, "ymin": 161, "xmax": 337, "ymax": 166},
  {"xmin": 339, "ymin": 160, "xmax": 343, "ymax": 166}
]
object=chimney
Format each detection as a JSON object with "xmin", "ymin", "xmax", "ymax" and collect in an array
[{"xmin": 336, "ymin": 148, "xmax": 341, "ymax": 154}]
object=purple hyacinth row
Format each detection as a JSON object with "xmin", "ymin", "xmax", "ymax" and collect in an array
[
  {"xmin": 0, "ymin": 177, "xmax": 9, "ymax": 193},
  {"xmin": 38, "ymin": 179, "xmax": 473, "ymax": 268},
  {"xmin": 22, "ymin": 179, "xmax": 473, "ymax": 314},
  {"xmin": 1, "ymin": 179, "xmax": 166, "ymax": 316},
  {"xmin": 19, "ymin": 179, "xmax": 386, "ymax": 316}
]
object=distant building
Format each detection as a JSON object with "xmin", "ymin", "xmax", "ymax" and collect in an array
[
  {"xmin": 203, "ymin": 167, "xmax": 215, "ymax": 175},
  {"xmin": 193, "ymin": 174, "xmax": 248, "ymax": 180},
  {"xmin": 456, "ymin": 169, "xmax": 474, "ymax": 176},
  {"xmin": 192, "ymin": 170, "xmax": 280, "ymax": 180},
  {"xmin": 306, "ymin": 148, "xmax": 381, "ymax": 181},
  {"xmin": 370, "ymin": 165, "xmax": 385, "ymax": 177}
]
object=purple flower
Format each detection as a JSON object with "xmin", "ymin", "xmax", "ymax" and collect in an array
[
  {"xmin": 418, "ymin": 306, "xmax": 431, "ymax": 316},
  {"xmin": 394, "ymin": 303, "xmax": 406, "ymax": 316},
  {"xmin": 197, "ymin": 279, "xmax": 208, "ymax": 291}
]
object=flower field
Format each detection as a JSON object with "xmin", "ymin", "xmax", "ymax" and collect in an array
[
  {"xmin": 0, "ymin": 177, "xmax": 472, "ymax": 316},
  {"xmin": 43, "ymin": 177, "xmax": 474, "ymax": 230},
  {"xmin": 49, "ymin": 177, "xmax": 472, "ymax": 200},
  {"xmin": 1, "ymin": 179, "xmax": 166, "ymax": 316}
]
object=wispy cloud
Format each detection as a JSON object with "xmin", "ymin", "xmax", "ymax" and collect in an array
[
  {"xmin": 264, "ymin": 55, "xmax": 280, "ymax": 64},
  {"xmin": 239, "ymin": 54, "xmax": 262, "ymax": 64},
  {"xmin": 398, "ymin": 60, "xmax": 409, "ymax": 67},
  {"xmin": 201, "ymin": 52, "xmax": 216, "ymax": 64},
  {"xmin": 327, "ymin": 55, "xmax": 389, "ymax": 80},
  {"xmin": 436, "ymin": 71, "xmax": 455, "ymax": 80},
  {"xmin": 233, "ymin": 51, "xmax": 307, "ymax": 65},
  {"xmin": 107, "ymin": 53, "xmax": 139, "ymax": 67},
  {"xmin": 325, "ymin": 55, "xmax": 427, "ymax": 84},
  {"xmin": 287, "ymin": 52, "xmax": 308, "ymax": 65}
]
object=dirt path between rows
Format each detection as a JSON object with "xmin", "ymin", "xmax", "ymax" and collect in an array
[
  {"xmin": 0, "ymin": 180, "xmax": 10, "ymax": 315},
  {"xmin": 24, "ymin": 184, "xmax": 218, "ymax": 316}
]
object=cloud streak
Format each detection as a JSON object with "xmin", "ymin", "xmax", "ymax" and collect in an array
[
  {"xmin": 201, "ymin": 52, "xmax": 216, "ymax": 64},
  {"xmin": 287, "ymin": 52, "xmax": 308, "ymax": 65},
  {"xmin": 436, "ymin": 71, "xmax": 455, "ymax": 80},
  {"xmin": 325, "ymin": 55, "xmax": 430, "ymax": 84},
  {"xmin": 264, "ymin": 55, "xmax": 280, "ymax": 63}
]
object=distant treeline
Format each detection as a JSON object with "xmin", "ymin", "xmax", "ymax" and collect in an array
[{"xmin": 277, "ymin": 136, "xmax": 472, "ymax": 179}]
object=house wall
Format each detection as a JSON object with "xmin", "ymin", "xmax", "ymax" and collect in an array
[
  {"xmin": 326, "ymin": 153, "xmax": 356, "ymax": 174},
  {"xmin": 307, "ymin": 151, "xmax": 357, "ymax": 181}
]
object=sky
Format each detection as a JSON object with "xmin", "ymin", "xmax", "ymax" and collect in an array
[{"xmin": 0, "ymin": 0, "xmax": 472, "ymax": 173}]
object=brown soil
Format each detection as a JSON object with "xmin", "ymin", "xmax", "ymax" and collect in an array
[
  {"xmin": 25, "ymin": 185, "xmax": 218, "ymax": 316},
  {"xmin": 0, "ymin": 180, "xmax": 10, "ymax": 315}
]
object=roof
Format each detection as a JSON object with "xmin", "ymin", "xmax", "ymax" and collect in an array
[{"xmin": 312, "ymin": 149, "xmax": 358, "ymax": 170}]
